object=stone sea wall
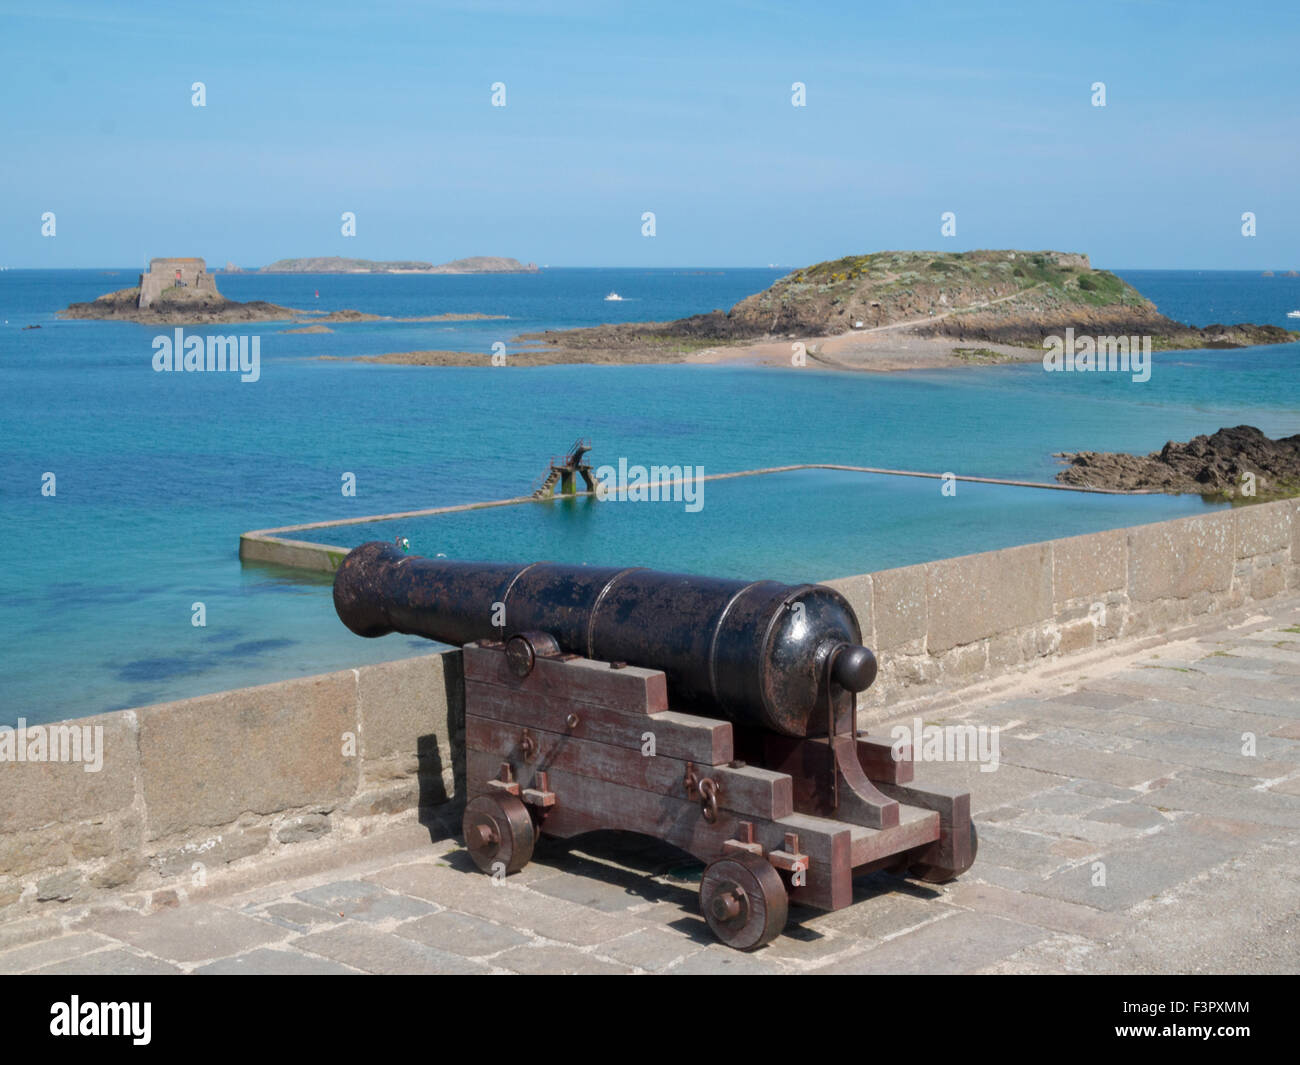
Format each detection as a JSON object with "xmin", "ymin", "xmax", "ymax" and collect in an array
[
  {"xmin": 3, "ymin": 498, "xmax": 1297, "ymax": 922},
  {"xmin": 827, "ymin": 497, "xmax": 1299, "ymax": 718}
]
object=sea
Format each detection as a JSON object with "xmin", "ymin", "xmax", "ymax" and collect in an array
[{"xmin": 1, "ymin": 267, "xmax": 1297, "ymax": 724}]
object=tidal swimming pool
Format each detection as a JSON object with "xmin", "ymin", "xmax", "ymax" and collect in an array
[{"xmin": 328, "ymin": 467, "xmax": 1216, "ymax": 583}]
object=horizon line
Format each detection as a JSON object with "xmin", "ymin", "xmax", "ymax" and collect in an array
[{"xmin": 3, "ymin": 263, "xmax": 1298, "ymax": 273}]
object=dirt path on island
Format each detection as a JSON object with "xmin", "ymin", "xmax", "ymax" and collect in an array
[{"xmin": 686, "ymin": 283, "xmax": 1048, "ymax": 372}]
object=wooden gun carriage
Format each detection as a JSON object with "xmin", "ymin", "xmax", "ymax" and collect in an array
[{"xmin": 335, "ymin": 542, "xmax": 976, "ymax": 950}]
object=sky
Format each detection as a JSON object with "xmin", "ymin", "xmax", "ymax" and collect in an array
[{"xmin": 1, "ymin": 0, "xmax": 1297, "ymax": 269}]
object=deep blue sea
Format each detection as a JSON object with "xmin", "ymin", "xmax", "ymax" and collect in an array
[{"xmin": 2, "ymin": 267, "xmax": 1298, "ymax": 724}]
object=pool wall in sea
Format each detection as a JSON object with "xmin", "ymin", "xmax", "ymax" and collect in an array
[
  {"xmin": 237, "ymin": 462, "xmax": 1158, "ymax": 575},
  {"xmin": 3, "ymin": 497, "xmax": 1296, "ymax": 921}
]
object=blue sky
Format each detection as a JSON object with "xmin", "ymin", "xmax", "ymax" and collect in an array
[{"xmin": 1, "ymin": 0, "xmax": 1296, "ymax": 268}]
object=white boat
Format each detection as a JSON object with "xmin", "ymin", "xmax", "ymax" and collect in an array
[
  {"xmin": 1287, "ymin": 310, "xmax": 1300, "ymax": 318},
  {"xmin": 604, "ymin": 292, "xmax": 623, "ymax": 301}
]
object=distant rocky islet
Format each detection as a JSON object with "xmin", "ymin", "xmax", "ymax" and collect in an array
[
  {"xmin": 59, "ymin": 255, "xmax": 524, "ymax": 324},
  {"xmin": 250, "ymin": 255, "xmax": 538, "ymax": 274}
]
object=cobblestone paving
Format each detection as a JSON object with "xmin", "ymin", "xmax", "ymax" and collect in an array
[{"xmin": 5, "ymin": 603, "xmax": 1299, "ymax": 974}]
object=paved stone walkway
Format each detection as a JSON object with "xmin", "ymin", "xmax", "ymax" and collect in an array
[{"xmin": 4, "ymin": 601, "xmax": 1299, "ymax": 974}]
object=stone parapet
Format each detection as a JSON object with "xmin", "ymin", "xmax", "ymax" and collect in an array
[{"xmin": 4, "ymin": 498, "xmax": 1297, "ymax": 921}]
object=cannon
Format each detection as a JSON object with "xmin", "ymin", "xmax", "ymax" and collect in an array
[{"xmin": 334, "ymin": 541, "xmax": 976, "ymax": 950}]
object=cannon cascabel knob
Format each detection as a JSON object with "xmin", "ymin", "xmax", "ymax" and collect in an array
[{"xmin": 832, "ymin": 644, "xmax": 878, "ymax": 693}]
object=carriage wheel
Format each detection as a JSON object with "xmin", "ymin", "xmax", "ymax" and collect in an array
[
  {"xmin": 700, "ymin": 853, "xmax": 788, "ymax": 950},
  {"xmin": 463, "ymin": 793, "xmax": 535, "ymax": 875},
  {"xmin": 909, "ymin": 822, "xmax": 979, "ymax": 883}
]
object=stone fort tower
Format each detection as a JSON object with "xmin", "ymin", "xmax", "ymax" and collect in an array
[{"xmin": 138, "ymin": 257, "xmax": 219, "ymax": 309}]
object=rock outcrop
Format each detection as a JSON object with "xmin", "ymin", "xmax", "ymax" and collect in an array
[
  {"xmin": 60, "ymin": 286, "xmax": 298, "ymax": 324},
  {"xmin": 1056, "ymin": 425, "xmax": 1300, "ymax": 502},
  {"xmin": 62, "ymin": 255, "xmax": 301, "ymax": 323}
]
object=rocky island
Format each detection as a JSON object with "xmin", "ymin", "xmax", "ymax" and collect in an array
[
  {"xmin": 61, "ymin": 258, "xmax": 300, "ymax": 324},
  {"xmin": 1056, "ymin": 425, "xmax": 1300, "ymax": 502},
  {"xmin": 515, "ymin": 250, "xmax": 1296, "ymax": 370},
  {"xmin": 259, "ymin": 256, "xmax": 538, "ymax": 274},
  {"xmin": 59, "ymin": 257, "xmax": 513, "ymax": 324}
]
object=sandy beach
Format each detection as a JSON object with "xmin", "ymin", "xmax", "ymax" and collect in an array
[
  {"xmin": 684, "ymin": 329, "xmax": 1037, "ymax": 371},
  {"xmin": 330, "ymin": 325, "xmax": 1039, "ymax": 373}
]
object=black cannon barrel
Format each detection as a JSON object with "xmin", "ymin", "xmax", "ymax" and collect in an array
[{"xmin": 333, "ymin": 541, "xmax": 877, "ymax": 737}]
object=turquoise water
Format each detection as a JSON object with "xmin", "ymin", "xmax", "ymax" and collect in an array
[{"xmin": 1, "ymin": 268, "xmax": 1297, "ymax": 724}]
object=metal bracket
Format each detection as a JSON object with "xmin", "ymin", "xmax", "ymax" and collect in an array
[
  {"xmin": 767, "ymin": 832, "xmax": 809, "ymax": 879},
  {"xmin": 486, "ymin": 761, "xmax": 521, "ymax": 797},
  {"xmin": 520, "ymin": 729, "xmax": 539, "ymax": 762},
  {"xmin": 722, "ymin": 821, "xmax": 765, "ymax": 857},
  {"xmin": 522, "ymin": 770, "xmax": 556, "ymax": 808}
]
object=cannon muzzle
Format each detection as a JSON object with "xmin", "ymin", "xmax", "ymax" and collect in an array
[{"xmin": 333, "ymin": 540, "xmax": 876, "ymax": 737}]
